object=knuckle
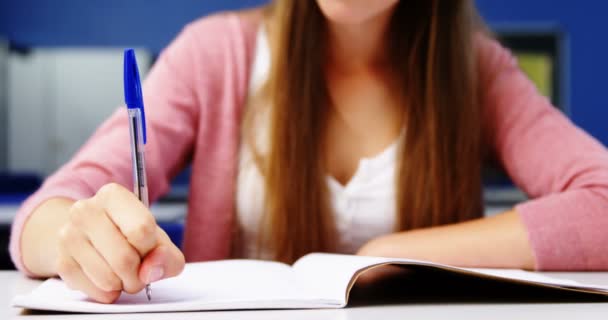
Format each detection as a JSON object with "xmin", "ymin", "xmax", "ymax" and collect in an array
[
  {"xmin": 97, "ymin": 183, "xmax": 123, "ymax": 200},
  {"xmin": 69, "ymin": 199, "xmax": 98, "ymax": 226},
  {"xmin": 126, "ymin": 220, "xmax": 156, "ymax": 245},
  {"xmin": 58, "ymin": 225, "xmax": 79, "ymax": 247},
  {"xmin": 114, "ymin": 249, "xmax": 140, "ymax": 274},
  {"xmin": 98, "ymin": 274, "xmax": 122, "ymax": 292},
  {"xmin": 56, "ymin": 257, "xmax": 76, "ymax": 278},
  {"xmin": 68, "ymin": 200, "xmax": 87, "ymax": 224},
  {"xmin": 70, "ymin": 199, "xmax": 87, "ymax": 213}
]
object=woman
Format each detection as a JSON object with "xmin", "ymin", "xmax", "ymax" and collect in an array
[{"xmin": 10, "ymin": 0, "xmax": 608, "ymax": 303}]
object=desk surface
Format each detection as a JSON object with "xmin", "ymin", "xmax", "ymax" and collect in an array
[{"xmin": 4, "ymin": 271, "xmax": 608, "ymax": 319}]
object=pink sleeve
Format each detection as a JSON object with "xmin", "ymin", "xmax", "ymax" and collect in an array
[
  {"xmin": 478, "ymin": 35, "xmax": 608, "ymax": 270},
  {"xmin": 8, "ymin": 16, "xmax": 225, "ymax": 275}
]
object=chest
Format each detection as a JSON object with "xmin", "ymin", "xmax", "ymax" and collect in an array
[{"xmin": 323, "ymin": 71, "xmax": 403, "ymax": 186}]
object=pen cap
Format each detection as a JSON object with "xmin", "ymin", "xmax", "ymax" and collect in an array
[{"xmin": 124, "ymin": 49, "xmax": 147, "ymax": 144}]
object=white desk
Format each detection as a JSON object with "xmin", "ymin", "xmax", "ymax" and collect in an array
[{"xmin": 3, "ymin": 271, "xmax": 608, "ymax": 319}]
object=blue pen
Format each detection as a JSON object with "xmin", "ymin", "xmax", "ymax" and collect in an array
[{"xmin": 123, "ymin": 49, "xmax": 152, "ymax": 301}]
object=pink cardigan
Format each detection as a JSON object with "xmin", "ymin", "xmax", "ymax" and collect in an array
[{"xmin": 10, "ymin": 13, "xmax": 608, "ymax": 274}]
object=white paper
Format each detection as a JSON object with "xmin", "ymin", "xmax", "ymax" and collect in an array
[
  {"xmin": 13, "ymin": 253, "xmax": 608, "ymax": 313},
  {"xmin": 12, "ymin": 259, "xmax": 338, "ymax": 313}
]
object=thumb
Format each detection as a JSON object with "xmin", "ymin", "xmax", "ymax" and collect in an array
[{"xmin": 138, "ymin": 228, "xmax": 185, "ymax": 284}]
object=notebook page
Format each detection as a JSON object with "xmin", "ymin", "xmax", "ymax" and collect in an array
[
  {"xmin": 13, "ymin": 259, "xmax": 328, "ymax": 313},
  {"xmin": 292, "ymin": 253, "xmax": 608, "ymax": 303},
  {"xmin": 292, "ymin": 254, "xmax": 392, "ymax": 303},
  {"xmin": 464, "ymin": 268, "xmax": 608, "ymax": 291},
  {"xmin": 464, "ymin": 269, "xmax": 581, "ymax": 286}
]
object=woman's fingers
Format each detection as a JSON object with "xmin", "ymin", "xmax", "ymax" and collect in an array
[
  {"xmin": 69, "ymin": 237, "xmax": 122, "ymax": 293},
  {"xmin": 79, "ymin": 202, "xmax": 145, "ymax": 294},
  {"xmin": 57, "ymin": 182, "xmax": 182, "ymax": 302},
  {"xmin": 139, "ymin": 227, "xmax": 186, "ymax": 284},
  {"xmin": 56, "ymin": 253, "xmax": 121, "ymax": 304},
  {"xmin": 94, "ymin": 183, "xmax": 158, "ymax": 256}
]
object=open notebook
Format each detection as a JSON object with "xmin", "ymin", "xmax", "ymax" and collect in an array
[{"xmin": 12, "ymin": 253, "xmax": 608, "ymax": 313}]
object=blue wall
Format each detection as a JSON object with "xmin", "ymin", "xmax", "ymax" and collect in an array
[
  {"xmin": 0, "ymin": 0, "xmax": 267, "ymax": 53},
  {"xmin": 1, "ymin": 0, "xmax": 607, "ymax": 144},
  {"xmin": 476, "ymin": 0, "xmax": 608, "ymax": 149}
]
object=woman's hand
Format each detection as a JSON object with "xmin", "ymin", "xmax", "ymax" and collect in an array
[
  {"xmin": 356, "ymin": 210, "xmax": 536, "ymax": 272},
  {"xmin": 55, "ymin": 183, "xmax": 185, "ymax": 303}
]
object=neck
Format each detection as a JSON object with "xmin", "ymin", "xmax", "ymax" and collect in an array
[{"xmin": 326, "ymin": 10, "xmax": 395, "ymax": 73}]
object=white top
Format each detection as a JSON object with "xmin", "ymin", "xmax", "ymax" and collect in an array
[{"xmin": 234, "ymin": 28, "xmax": 398, "ymax": 259}]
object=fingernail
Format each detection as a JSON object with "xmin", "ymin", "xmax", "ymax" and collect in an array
[{"xmin": 147, "ymin": 266, "xmax": 164, "ymax": 283}]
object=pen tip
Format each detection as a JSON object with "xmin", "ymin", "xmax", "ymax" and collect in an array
[{"xmin": 145, "ymin": 284, "xmax": 152, "ymax": 301}]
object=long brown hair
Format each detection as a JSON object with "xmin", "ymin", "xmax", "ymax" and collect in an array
[{"xmin": 243, "ymin": 0, "xmax": 483, "ymax": 263}]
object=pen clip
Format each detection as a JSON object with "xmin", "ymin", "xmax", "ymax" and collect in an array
[{"xmin": 124, "ymin": 49, "xmax": 147, "ymax": 144}]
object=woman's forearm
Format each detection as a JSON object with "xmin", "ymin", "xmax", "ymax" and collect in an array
[
  {"xmin": 358, "ymin": 210, "xmax": 536, "ymax": 270},
  {"xmin": 21, "ymin": 198, "xmax": 74, "ymax": 277}
]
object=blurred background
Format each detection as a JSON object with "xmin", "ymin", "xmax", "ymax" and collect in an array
[{"xmin": 0, "ymin": 0, "xmax": 606, "ymax": 269}]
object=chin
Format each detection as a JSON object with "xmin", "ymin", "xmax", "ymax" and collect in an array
[{"xmin": 316, "ymin": 0, "xmax": 399, "ymax": 25}]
